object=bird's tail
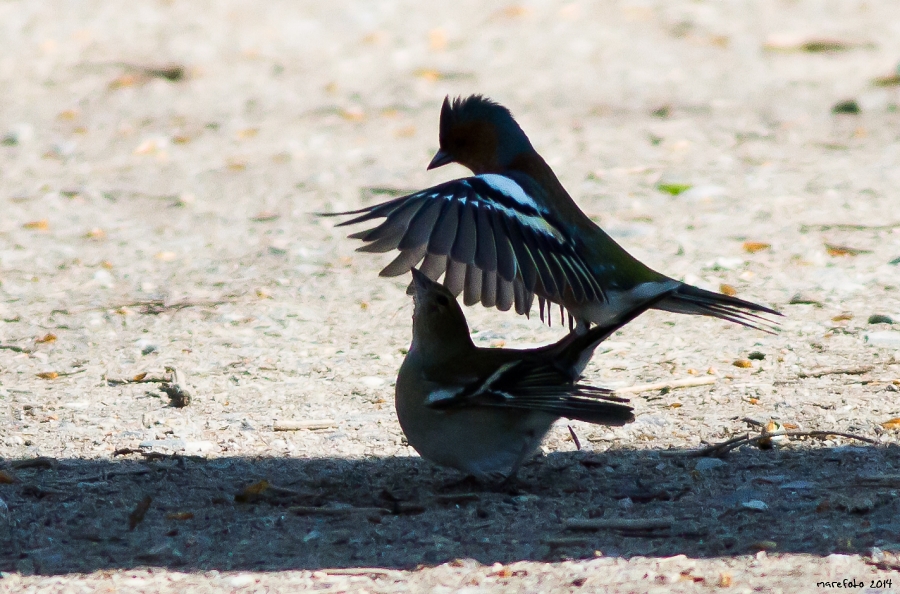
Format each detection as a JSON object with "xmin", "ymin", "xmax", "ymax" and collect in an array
[
  {"xmin": 552, "ymin": 292, "xmax": 672, "ymax": 379},
  {"xmin": 656, "ymin": 284, "xmax": 781, "ymax": 333},
  {"xmin": 538, "ymin": 385, "xmax": 635, "ymax": 425}
]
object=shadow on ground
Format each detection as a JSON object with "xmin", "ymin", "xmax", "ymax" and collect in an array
[{"xmin": 1, "ymin": 444, "xmax": 898, "ymax": 574}]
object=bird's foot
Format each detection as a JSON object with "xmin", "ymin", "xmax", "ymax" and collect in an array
[
  {"xmin": 495, "ymin": 472, "xmax": 522, "ymax": 495},
  {"xmin": 437, "ymin": 474, "xmax": 485, "ymax": 493}
]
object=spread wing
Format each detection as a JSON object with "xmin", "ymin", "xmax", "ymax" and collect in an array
[
  {"xmin": 426, "ymin": 361, "xmax": 634, "ymax": 426},
  {"xmin": 323, "ymin": 174, "xmax": 605, "ymax": 322}
]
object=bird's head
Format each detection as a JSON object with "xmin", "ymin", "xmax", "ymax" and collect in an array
[
  {"xmin": 428, "ymin": 95, "xmax": 534, "ymax": 175},
  {"xmin": 409, "ymin": 268, "xmax": 473, "ymax": 353}
]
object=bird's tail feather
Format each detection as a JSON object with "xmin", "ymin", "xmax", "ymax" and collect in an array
[
  {"xmin": 483, "ymin": 384, "xmax": 634, "ymax": 425},
  {"xmin": 658, "ymin": 284, "xmax": 781, "ymax": 333}
]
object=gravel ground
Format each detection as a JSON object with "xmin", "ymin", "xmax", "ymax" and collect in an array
[{"xmin": 2, "ymin": 1, "xmax": 900, "ymax": 592}]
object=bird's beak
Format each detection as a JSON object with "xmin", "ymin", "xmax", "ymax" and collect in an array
[
  {"xmin": 410, "ymin": 267, "xmax": 429, "ymax": 292},
  {"xmin": 410, "ymin": 268, "xmax": 436, "ymax": 302},
  {"xmin": 427, "ymin": 148, "xmax": 452, "ymax": 170}
]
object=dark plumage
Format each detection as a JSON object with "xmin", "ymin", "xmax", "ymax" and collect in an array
[
  {"xmin": 395, "ymin": 269, "xmax": 660, "ymax": 480},
  {"xmin": 325, "ymin": 95, "xmax": 781, "ymax": 332}
]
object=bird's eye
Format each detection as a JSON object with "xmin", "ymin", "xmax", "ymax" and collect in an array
[{"xmin": 435, "ymin": 294, "xmax": 450, "ymax": 307}]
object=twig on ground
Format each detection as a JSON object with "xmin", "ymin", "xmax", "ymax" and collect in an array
[
  {"xmin": 289, "ymin": 506, "xmax": 390, "ymax": 516},
  {"xmin": 798, "ymin": 365, "xmax": 874, "ymax": 378},
  {"xmin": 693, "ymin": 433, "xmax": 751, "ymax": 452},
  {"xmin": 105, "ymin": 372, "xmax": 169, "ymax": 386},
  {"xmin": 112, "ymin": 448, "xmax": 187, "ymax": 462},
  {"xmin": 614, "ymin": 376, "xmax": 716, "ymax": 395},
  {"xmin": 801, "ymin": 222, "xmax": 900, "ymax": 232},
  {"xmin": 113, "ymin": 448, "xmax": 144, "ymax": 456},
  {"xmin": 128, "ymin": 496, "xmax": 152, "ymax": 530},
  {"xmin": 434, "ymin": 493, "xmax": 480, "ymax": 504},
  {"xmin": 564, "ymin": 517, "xmax": 674, "ymax": 533},
  {"xmin": 35, "ymin": 369, "xmax": 86, "ymax": 379},
  {"xmin": 323, "ymin": 568, "xmax": 401, "ymax": 579},
  {"xmin": 0, "ymin": 344, "xmax": 32, "ymax": 353},
  {"xmin": 856, "ymin": 475, "xmax": 900, "ymax": 488},
  {"xmin": 107, "ymin": 368, "xmax": 193, "ymax": 406},
  {"xmin": 273, "ymin": 420, "xmax": 337, "ymax": 431},
  {"xmin": 11, "ymin": 457, "xmax": 59, "ymax": 470},
  {"xmin": 662, "ymin": 430, "xmax": 877, "ymax": 458},
  {"xmin": 109, "ymin": 299, "xmax": 226, "ymax": 315}
]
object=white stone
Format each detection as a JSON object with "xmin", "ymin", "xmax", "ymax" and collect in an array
[
  {"xmin": 866, "ymin": 332, "xmax": 900, "ymax": 348},
  {"xmin": 226, "ymin": 574, "xmax": 256, "ymax": 587},
  {"xmin": 359, "ymin": 376, "xmax": 385, "ymax": 388},
  {"xmin": 183, "ymin": 441, "xmax": 216, "ymax": 454}
]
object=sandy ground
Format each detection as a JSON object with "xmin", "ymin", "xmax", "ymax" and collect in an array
[{"xmin": 2, "ymin": 0, "xmax": 900, "ymax": 592}]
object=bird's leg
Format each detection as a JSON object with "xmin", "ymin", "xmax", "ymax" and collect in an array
[
  {"xmin": 500, "ymin": 439, "xmax": 535, "ymax": 491},
  {"xmin": 574, "ymin": 318, "xmax": 591, "ymax": 335},
  {"xmin": 438, "ymin": 474, "xmax": 484, "ymax": 493}
]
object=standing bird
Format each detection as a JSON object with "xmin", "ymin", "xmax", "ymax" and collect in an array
[
  {"xmin": 324, "ymin": 95, "xmax": 780, "ymax": 332},
  {"xmin": 397, "ymin": 268, "xmax": 663, "ymax": 482}
]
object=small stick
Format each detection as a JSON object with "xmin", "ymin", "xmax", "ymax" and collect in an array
[
  {"xmin": 106, "ymin": 373, "xmax": 168, "ymax": 386},
  {"xmin": 659, "ymin": 433, "xmax": 752, "ymax": 458},
  {"xmin": 113, "ymin": 448, "xmax": 143, "ymax": 456},
  {"xmin": 35, "ymin": 369, "xmax": 86, "ymax": 379},
  {"xmin": 564, "ymin": 517, "xmax": 674, "ymax": 532},
  {"xmin": 434, "ymin": 493, "xmax": 480, "ymax": 504},
  {"xmin": 108, "ymin": 299, "xmax": 225, "ymax": 315},
  {"xmin": 289, "ymin": 506, "xmax": 390, "ymax": 516},
  {"xmin": 128, "ymin": 496, "xmax": 152, "ymax": 530},
  {"xmin": 856, "ymin": 475, "xmax": 900, "ymax": 488},
  {"xmin": 11, "ymin": 457, "xmax": 58, "ymax": 470},
  {"xmin": 798, "ymin": 365, "xmax": 873, "ymax": 378},
  {"xmin": 801, "ymin": 222, "xmax": 900, "ymax": 232},
  {"xmin": 323, "ymin": 568, "xmax": 400, "ymax": 578},
  {"xmin": 0, "ymin": 344, "xmax": 32, "ymax": 353},
  {"xmin": 273, "ymin": 420, "xmax": 337, "ymax": 431},
  {"xmin": 138, "ymin": 452, "xmax": 177, "ymax": 461},
  {"xmin": 614, "ymin": 376, "xmax": 716, "ymax": 394},
  {"xmin": 663, "ymin": 430, "xmax": 877, "ymax": 458}
]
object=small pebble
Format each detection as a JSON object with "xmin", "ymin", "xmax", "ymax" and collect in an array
[
  {"xmin": 832, "ymin": 99, "xmax": 860, "ymax": 114},
  {"xmin": 747, "ymin": 351, "xmax": 765, "ymax": 360},
  {"xmin": 695, "ymin": 458, "xmax": 727, "ymax": 471},
  {"xmin": 789, "ymin": 293, "xmax": 823, "ymax": 306},
  {"xmin": 1, "ymin": 123, "xmax": 34, "ymax": 146},
  {"xmin": 867, "ymin": 314, "xmax": 893, "ymax": 324},
  {"xmin": 359, "ymin": 376, "xmax": 385, "ymax": 388}
]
